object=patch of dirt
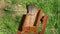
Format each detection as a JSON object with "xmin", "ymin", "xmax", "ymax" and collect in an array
[
  {"xmin": 0, "ymin": 10, "xmax": 5, "ymax": 20},
  {"xmin": 0, "ymin": 0, "xmax": 27, "ymax": 20},
  {"xmin": 12, "ymin": 4, "xmax": 27, "ymax": 18},
  {"xmin": 0, "ymin": 0, "xmax": 7, "ymax": 10},
  {"xmin": 0, "ymin": 0, "xmax": 7, "ymax": 20}
]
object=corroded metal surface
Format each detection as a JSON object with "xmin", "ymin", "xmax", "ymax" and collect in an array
[{"xmin": 17, "ymin": 4, "xmax": 48, "ymax": 34}]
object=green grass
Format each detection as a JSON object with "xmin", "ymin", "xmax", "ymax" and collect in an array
[{"xmin": 0, "ymin": 0, "xmax": 60, "ymax": 34}]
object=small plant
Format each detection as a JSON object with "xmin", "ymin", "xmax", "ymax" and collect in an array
[
  {"xmin": 6, "ymin": 0, "xmax": 19, "ymax": 4},
  {"xmin": 4, "ymin": 5, "xmax": 14, "ymax": 14}
]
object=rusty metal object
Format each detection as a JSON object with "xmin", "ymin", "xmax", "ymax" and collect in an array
[
  {"xmin": 17, "ymin": 4, "xmax": 48, "ymax": 34},
  {"xmin": 40, "ymin": 14, "xmax": 48, "ymax": 34}
]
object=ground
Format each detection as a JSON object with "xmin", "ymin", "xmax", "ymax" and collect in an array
[{"xmin": 0, "ymin": 0, "xmax": 60, "ymax": 34}]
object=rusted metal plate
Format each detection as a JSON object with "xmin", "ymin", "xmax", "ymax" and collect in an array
[{"xmin": 17, "ymin": 4, "xmax": 48, "ymax": 34}]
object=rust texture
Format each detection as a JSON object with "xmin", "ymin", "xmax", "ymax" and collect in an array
[{"xmin": 17, "ymin": 4, "xmax": 48, "ymax": 34}]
